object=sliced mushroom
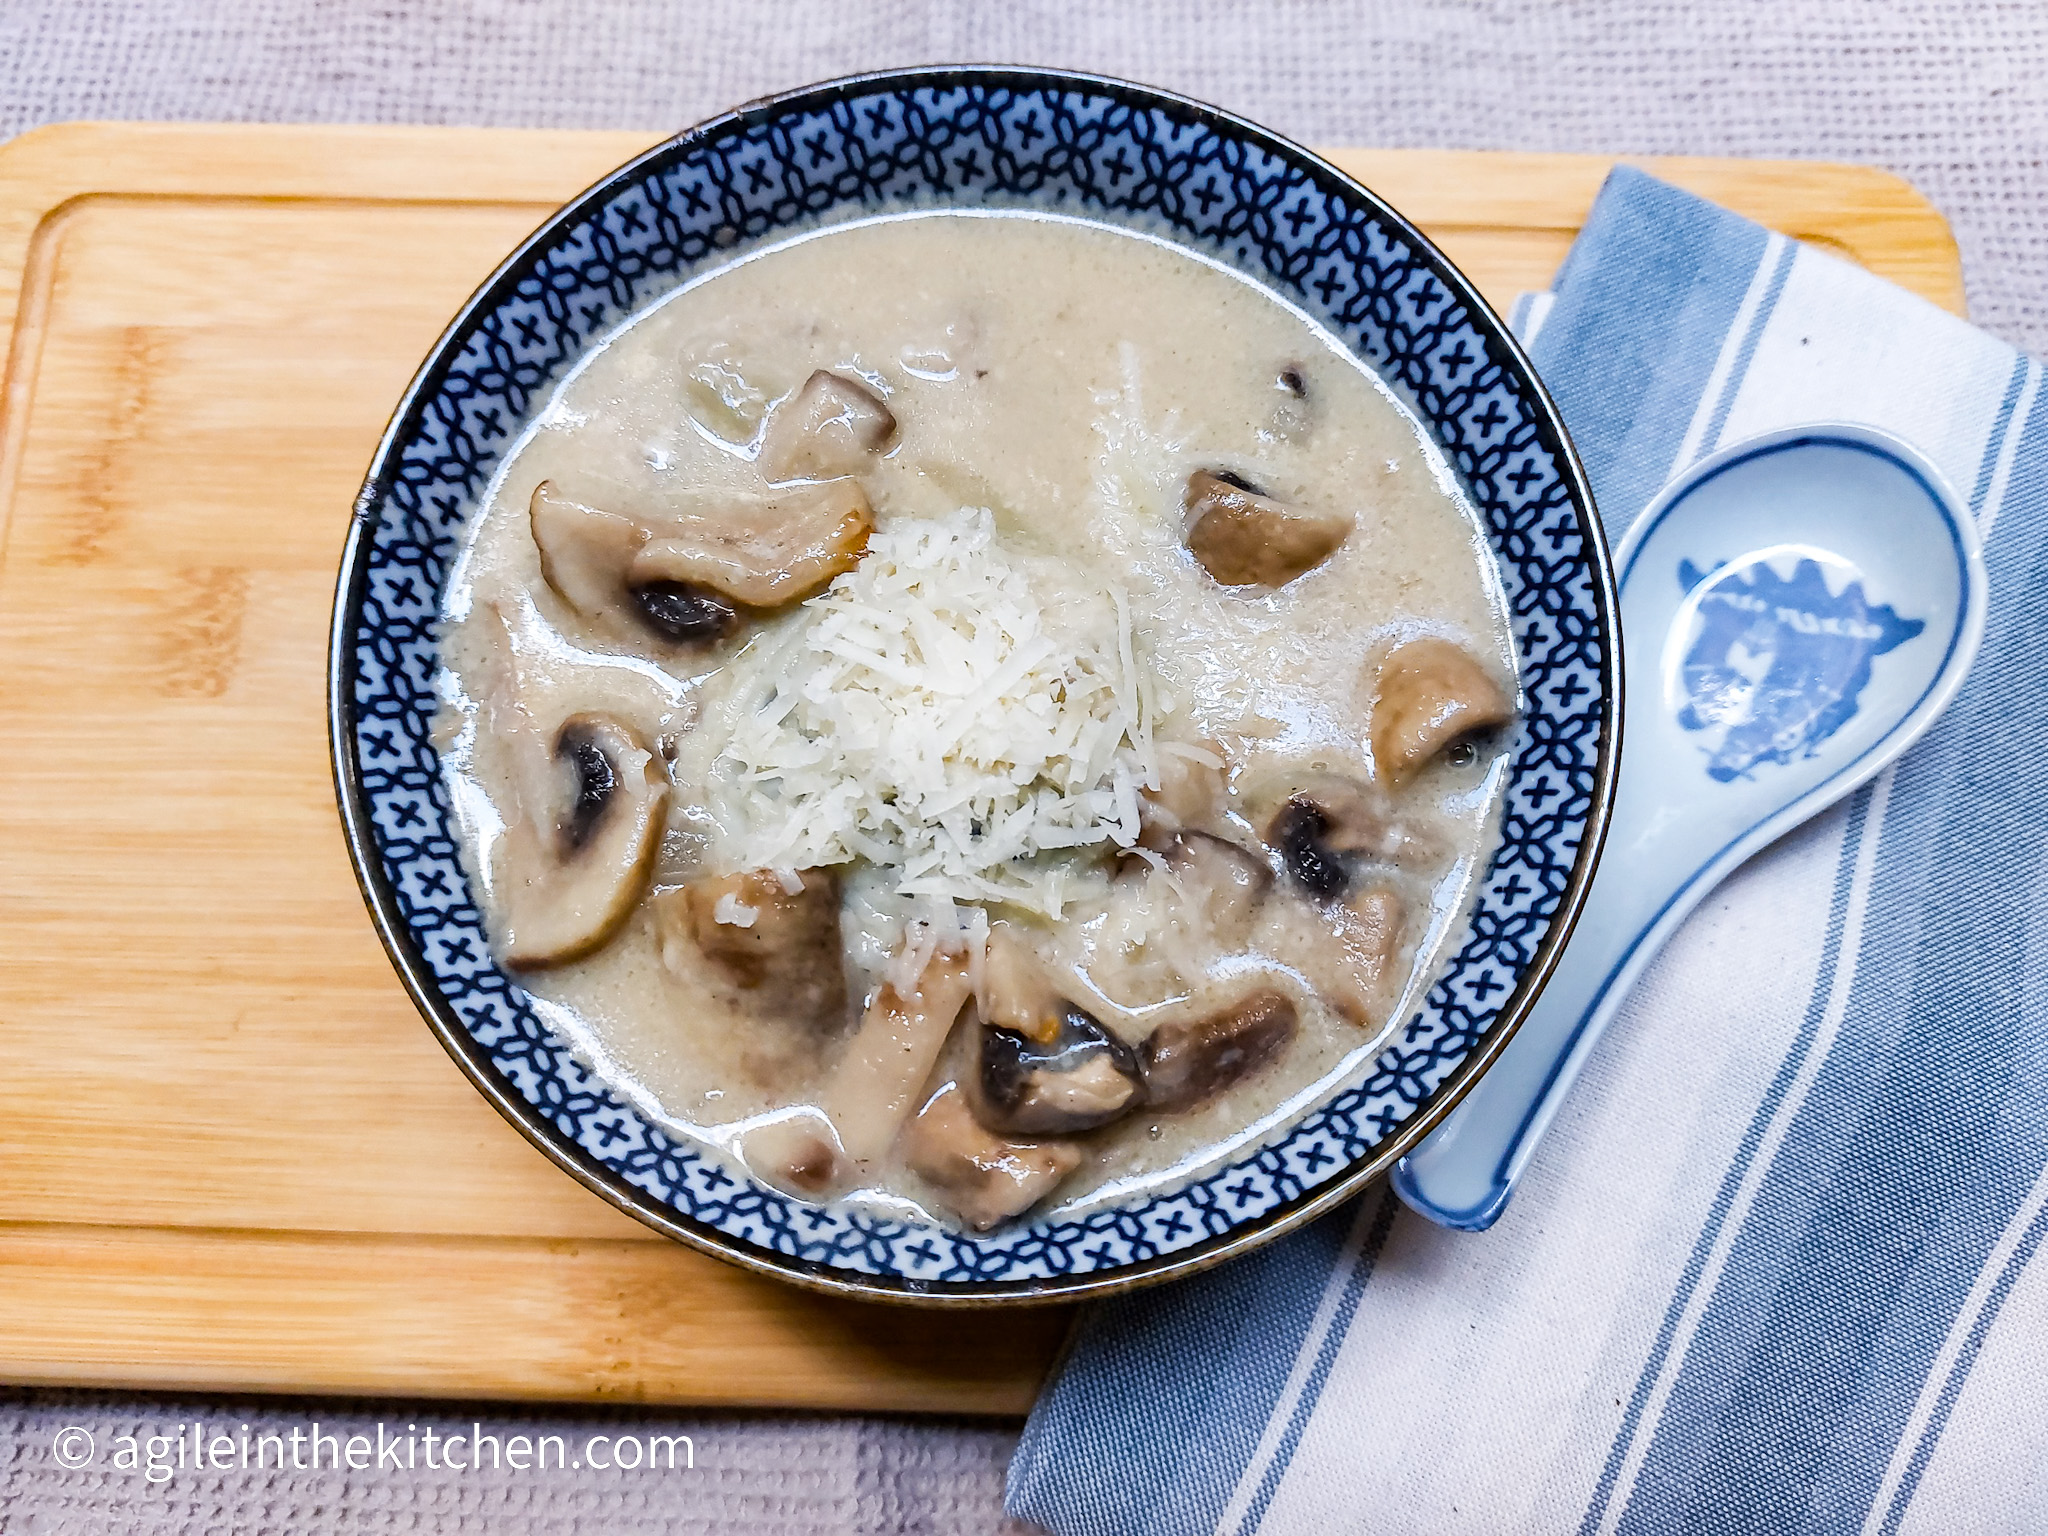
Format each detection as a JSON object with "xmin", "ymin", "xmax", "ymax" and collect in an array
[
  {"xmin": 1268, "ymin": 798, "xmax": 1347, "ymax": 900},
  {"xmin": 733, "ymin": 1111, "xmax": 845, "ymax": 1200},
  {"xmin": 1258, "ymin": 773, "xmax": 1442, "ymax": 900},
  {"xmin": 1266, "ymin": 878, "xmax": 1407, "ymax": 1029},
  {"xmin": 901, "ymin": 1081, "xmax": 1081, "ymax": 1232},
  {"xmin": 825, "ymin": 944, "xmax": 977, "ymax": 1166},
  {"xmin": 1371, "ymin": 638, "xmax": 1513, "ymax": 786},
  {"xmin": 530, "ymin": 482, "xmax": 740, "ymax": 649},
  {"xmin": 1141, "ymin": 989, "xmax": 1299, "ymax": 1112},
  {"xmin": 654, "ymin": 868, "xmax": 847, "ymax": 1029},
  {"xmin": 530, "ymin": 484, "xmax": 647, "ymax": 622},
  {"xmin": 499, "ymin": 712, "xmax": 668, "ymax": 969},
  {"xmin": 1138, "ymin": 741, "xmax": 1227, "ymax": 849},
  {"xmin": 631, "ymin": 581, "xmax": 742, "ymax": 645},
  {"xmin": 970, "ymin": 927, "xmax": 1144, "ymax": 1135},
  {"xmin": 739, "ymin": 944, "xmax": 975, "ymax": 1199},
  {"xmin": 529, "ymin": 478, "xmax": 872, "ymax": 648},
  {"xmin": 758, "ymin": 369, "xmax": 896, "ymax": 482},
  {"xmin": 1160, "ymin": 830, "xmax": 1272, "ymax": 949},
  {"xmin": 1184, "ymin": 470, "xmax": 1353, "ymax": 588},
  {"xmin": 1076, "ymin": 829, "xmax": 1276, "ymax": 1012},
  {"xmin": 977, "ymin": 924, "xmax": 1067, "ymax": 1042},
  {"xmin": 1332, "ymin": 882, "xmax": 1405, "ymax": 1024},
  {"xmin": 975, "ymin": 1006, "xmax": 1145, "ymax": 1136},
  {"xmin": 628, "ymin": 477, "xmax": 872, "ymax": 608}
]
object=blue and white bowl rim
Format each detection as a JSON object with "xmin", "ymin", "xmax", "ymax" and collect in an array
[{"xmin": 328, "ymin": 65, "xmax": 1620, "ymax": 1305}]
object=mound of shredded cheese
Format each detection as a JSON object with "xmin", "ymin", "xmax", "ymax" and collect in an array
[{"xmin": 710, "ymin": 507, "xmax": 1159, "ymax": 915}]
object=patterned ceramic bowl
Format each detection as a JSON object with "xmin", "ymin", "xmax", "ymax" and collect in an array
[{"xmin": 329, "ymin": 66, "xmax": 1619, "ymax": 1305}]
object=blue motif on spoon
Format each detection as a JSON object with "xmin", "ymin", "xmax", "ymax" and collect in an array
[{"xmin": 1676, "ymin": 552, "xmax": 1924, "ymax": 781}]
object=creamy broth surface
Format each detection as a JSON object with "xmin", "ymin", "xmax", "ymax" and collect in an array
[{"xmin": 438, "ymin": 210, "xmax": 1517, "ymax": 1230}]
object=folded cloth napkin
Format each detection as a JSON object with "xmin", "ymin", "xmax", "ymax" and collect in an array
[{"xmin": 1007, "ymin": 167, "xmax": 2048, "ymax": 1536}]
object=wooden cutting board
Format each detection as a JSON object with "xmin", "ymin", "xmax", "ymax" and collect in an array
[{"xmin": 0, "ymin": 122, "xmax": 1965, "ymax": 1412}]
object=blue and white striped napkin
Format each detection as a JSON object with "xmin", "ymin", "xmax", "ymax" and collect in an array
[{"xmin": 1007, "ymin": 167, "xmax": 2048, "ymax": 1536}]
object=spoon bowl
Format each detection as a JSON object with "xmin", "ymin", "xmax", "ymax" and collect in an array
[{"xmin": 1394, "ymin": 424, "xmax": 1987, "ymax": 1230}]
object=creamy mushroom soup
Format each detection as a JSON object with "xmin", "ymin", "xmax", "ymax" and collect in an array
[{"xmin": 436, "ymin": 210, "xmax": 1517, "ymax": 1232}]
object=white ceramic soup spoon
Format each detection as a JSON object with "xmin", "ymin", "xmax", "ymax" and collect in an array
[{"xmin": 1392, "ymin": 424, "xmax": 1988, "ymax": 1231}]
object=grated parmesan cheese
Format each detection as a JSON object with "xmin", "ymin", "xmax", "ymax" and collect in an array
[
  {"xmin": 708, "ymin": 507, "xmax": 1160, "ymax": 916},
  {"xmin": 711, "ymin": 891, "xmax": 759, "ymax": 928}
]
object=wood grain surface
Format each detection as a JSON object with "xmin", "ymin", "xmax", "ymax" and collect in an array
[{"xmin": 0, "ymin": 122, "xmax": 1966, "ymax": 1411}]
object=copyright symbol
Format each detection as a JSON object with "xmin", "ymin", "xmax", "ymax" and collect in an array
[{"xmin": 52, "ymin": 1425, "xmax": 94, "ymax": 1468}]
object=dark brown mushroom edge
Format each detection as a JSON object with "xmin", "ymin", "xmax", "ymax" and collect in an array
[{"xmin": 432, "ymin": 211, "xmax": 1522, "ymax": 1241}]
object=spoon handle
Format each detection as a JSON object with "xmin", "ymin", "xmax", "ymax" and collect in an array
[{"xmin": 1390, "ymin": 846, "xmax": 1694, "ymax": 1231}]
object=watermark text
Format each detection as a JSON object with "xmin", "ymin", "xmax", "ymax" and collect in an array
[{"xmin": 51, "ymin": 1421, "xmax": 694, "ymax": 1486}]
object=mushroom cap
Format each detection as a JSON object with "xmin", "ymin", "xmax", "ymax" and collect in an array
[
  {"xmin": 628, "ymin": 478, "xmax": 873, "ymax": 608},
  {"xmin": 1137, "ymin": 740, "xmax": 1228, "ymax": 849},
  {"xmin": 499, "ymin": 712, "xmax": 668, "ymax": 968},
  {"xmin": 661, "ymin": 867, "xmax": 848, "ymax": 1030},
  {"xmin": 1246, "ymin": 770, "xmax": 1444, "ymax": 900},
  {"xmin": 737, "ymin": 1110, "xmax": 847, "ymax": 1200},
  {"xmin": 758, "ymin": 369, "xmax": 897, "ymax": 483},
  {"xmin": 1140, "ymin": 988, "xmax": 1299, "ymax": 1112},
  {"xmin": 631, "ymin": 581, "xmax": 739, "ymax": 644},
  {"xmin": 974, "ymin": 1004, "xmax": 1144, "ymax": 1136},
  {"xmin": 972, "ymin": 925, "xmax": 1147, "ymax": 1135},
  {"xmin": 1183, "ymin": 470, "xmax": 1352, "ymax": 588},
  {"xmin": 529, "ymin": 478, "xmax": 873, "ymax": 650},
  {"xmin": 1259, "ymin": 879, "xmax": 1408, "ymax": 1029},
  {"xmin": 531, "ymin": 482, "xmax": 644, "ymax": 619},
  {"xmin": 1371, "ymin": 638, "xmax": 1513, "ymax": 786},
  {"xmin": 735, "ymin": 945, "xmax": 976, "ymax": 1204},
  {"xmin": 901, "ymin": 1080, "xmax": 1082, "ymax": 1232},
  {"xmin": 978, "ymin": 924, "xmax": 1068, "ymax": 1043},
  {"xmin": 1331, "ymin": 882, "xmax": 1405, "ymax": 1026},
  {"xmin": 529, "ymin": 481, "xmax": 742, "ymax": 652},
  {"xmin": 1162, "ymin": 829, "xmax": 1274, "ymax": 948}
]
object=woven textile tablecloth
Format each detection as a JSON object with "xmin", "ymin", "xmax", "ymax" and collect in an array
[{"xmin": 3, "ymin": 4, "xmax": 2044, "ymax": 1533}]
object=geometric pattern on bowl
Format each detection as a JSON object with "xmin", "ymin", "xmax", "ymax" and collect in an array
[{"xmin": 331, "ymin": 66, "xmax": 1616, "ymax": 1302}]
